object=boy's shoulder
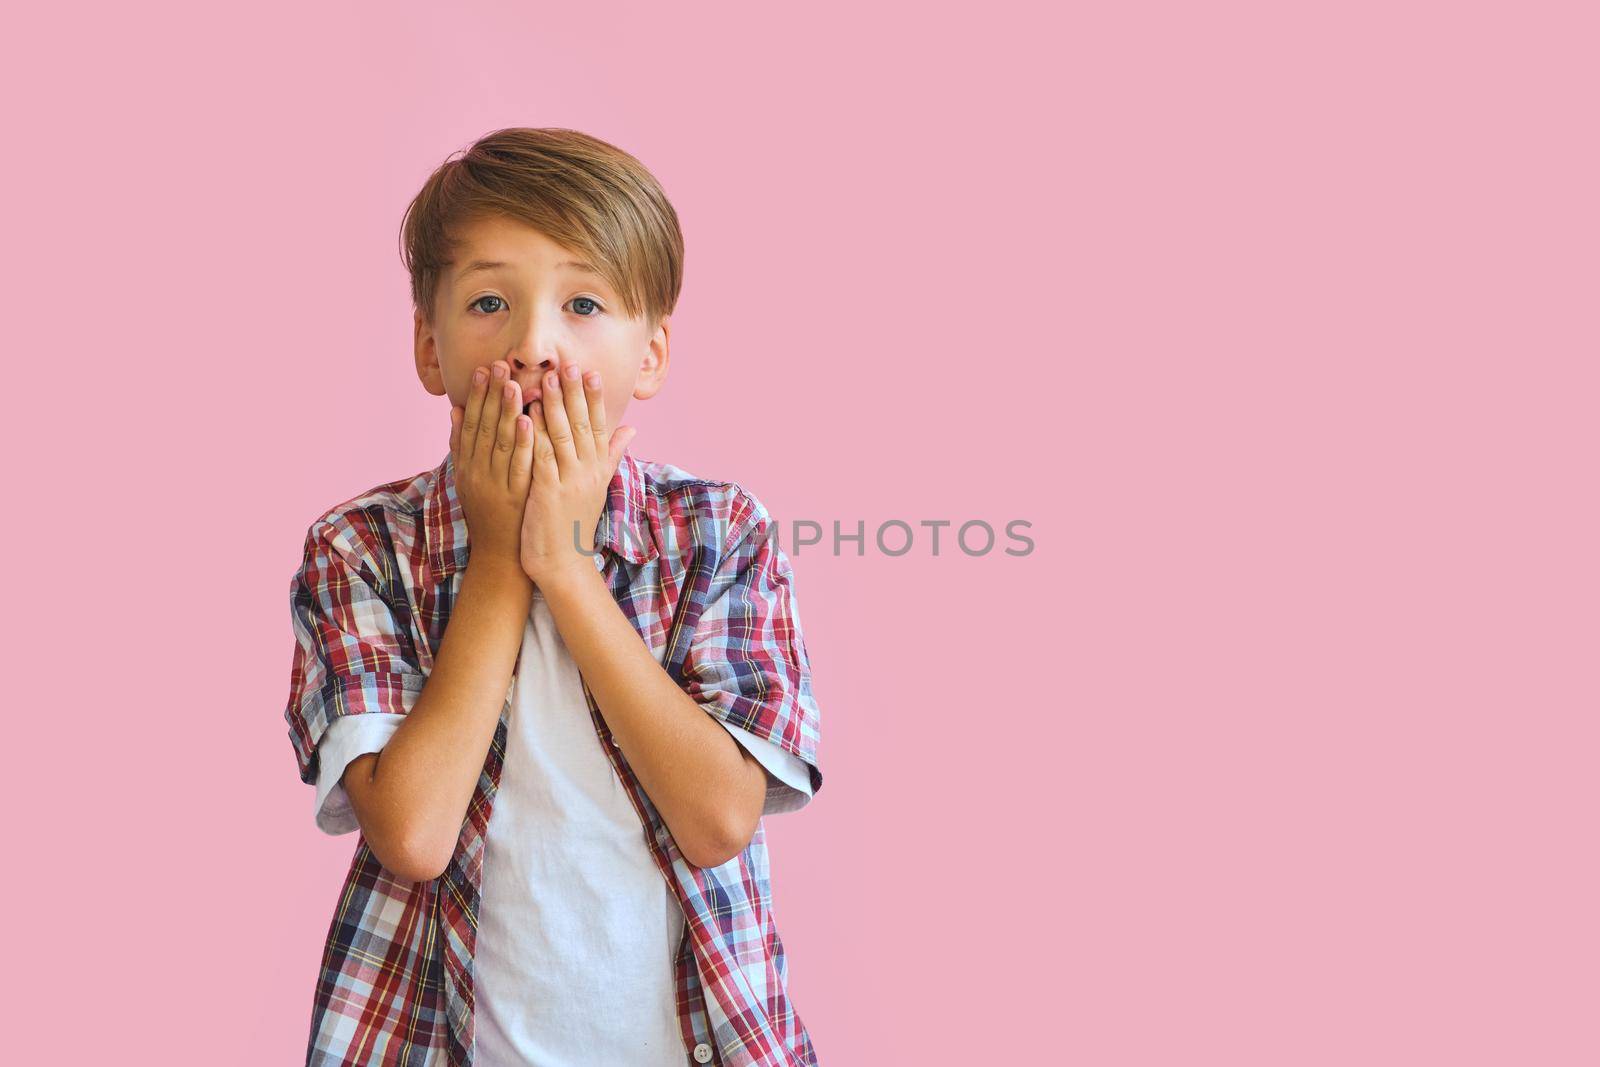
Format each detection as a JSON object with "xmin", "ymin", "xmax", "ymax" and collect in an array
[
  {"xmin": 635, "ymin": 454, "xmax": 762, "ymax": 510},
  {"xmin": 634, "ymin": 455, "xmax": 778, "ymax": 550},
  {"xmin": 308, "ymin": 467, "xmax": 431, "ymax": 530},
  {"xmin": 296, "ymin": 464, "xmax": 434, "ymax": 578}
]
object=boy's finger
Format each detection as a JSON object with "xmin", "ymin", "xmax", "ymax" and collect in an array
[
  {"xmin": 582, "ymin": 370, "xmax": 609, "ymax": 458},
  {"xmin": 607, "ymin": 426, "xmax": 638, "ymax": 473},
  {"xmin": 510, "ymin": 412, "xmax": 533, "ymax": 489},
  {"xmin": 530, "ymin": 401, "xmax": 559, "ymax": 483},
  {"xmin": 477, "ymin": 363, "xmax": 506, "ymax": 461},
  {"xmin": 491, "ymin": 379, "xmax": 520, "ymax": 482},
  {"xmin": 463, "ymin": 366, "xmax": 489, "ymax": 461},
  {"xmin": 559, "ymin": 363, "xmax": 594, "ymax": 463},
  {"xmin": 449, "ymin": 405, "xmax": 462, "ymax": 463},
  {"xmin": 541, "ymin": 369, "xmax": 579, "ymax": 474}
]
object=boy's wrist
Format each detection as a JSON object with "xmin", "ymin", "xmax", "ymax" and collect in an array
[
  {"xmin": 463, "ymin": 554, "xmax": 535, "ymax": 599},
  {"xmin": 528, "ymin": 555, "xmax": 604, "ymax": 598}
]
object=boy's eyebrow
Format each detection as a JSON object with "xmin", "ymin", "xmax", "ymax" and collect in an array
[{"xmin": 454, "ymin": 259, "xmax": 601, "ymax": 283}]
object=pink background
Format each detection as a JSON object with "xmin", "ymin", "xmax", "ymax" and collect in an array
[{"xmin": 7, "ymin": 2, "xmax": 1595, "ymax": 1063}]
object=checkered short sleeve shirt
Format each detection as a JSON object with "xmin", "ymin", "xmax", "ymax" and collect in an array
[{"xmin": 284, "ymin": 449, "xmax": 824, "ymax": 1066}]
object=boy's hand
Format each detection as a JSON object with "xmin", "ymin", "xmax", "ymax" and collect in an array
[
  {"xmin": 521, "ymin": 359, "xmax": 637, "ymax": 587},
  {"xmin": 449, "ymin": 359, "xmax": 534, "ymax": 573}
]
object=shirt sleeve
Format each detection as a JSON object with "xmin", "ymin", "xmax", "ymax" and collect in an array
[
  {"xmin": 679, "ymin": 490, "xmax": 823, "ymax": 809},
  {"xmin": 314, "ymin": 713, "xmax": 407, "ymax": 835},
  {"xmin": 719, "ymin": 720, "xmax": 817, "ymax": 815},
  {"xmin": 284, "ymin": 518, "xmax": 430, "ymax": 798}
]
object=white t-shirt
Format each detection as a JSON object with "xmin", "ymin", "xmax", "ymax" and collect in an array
[{"xmin": 312, "ymin": 588, "xmax": 815, "ymax": 1065}]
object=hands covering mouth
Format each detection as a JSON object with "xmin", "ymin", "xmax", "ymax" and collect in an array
[{"xmin": 450, "ymin": 357, "xmax": 636, "ymax": 588}]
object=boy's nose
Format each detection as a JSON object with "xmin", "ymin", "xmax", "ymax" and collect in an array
[
  {"xmin": 510, "ymin": 356, "xmax": 556, "ymax": 398},
  {"xmin": 512, "ymin": 355, "xmax": 558, "ymax": 374}
]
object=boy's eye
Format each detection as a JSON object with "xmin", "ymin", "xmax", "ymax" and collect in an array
[{"xmin": 467, "ymin": 295, "xmax": 605, "ymax": 317}]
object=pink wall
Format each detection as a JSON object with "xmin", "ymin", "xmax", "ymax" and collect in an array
[{"xmin": 7, "ymin": 2, "xmax": 1595, "ymax": 1064}]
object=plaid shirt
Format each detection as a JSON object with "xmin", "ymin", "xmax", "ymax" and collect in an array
[{"xmin": 283, "ymin": 448, "xmax": 824, "ymax": 1066}]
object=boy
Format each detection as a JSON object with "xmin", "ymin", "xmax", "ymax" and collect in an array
[{"xmin": 283, "ymin": 127, "xmax": 824, "ymax": 1067}]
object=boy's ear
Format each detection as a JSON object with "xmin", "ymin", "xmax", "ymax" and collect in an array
[
  {"xmin": 633, "ymin": 315, "xmax": 670, "ymax": 401},
  {"xmin": 414, "ymin": 307, "xmax": 446, "ymax": 398}
]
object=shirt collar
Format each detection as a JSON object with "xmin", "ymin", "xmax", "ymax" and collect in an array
[{"xmin": 423, "ymin": 447, "xmax": 658, "ymax": 580}]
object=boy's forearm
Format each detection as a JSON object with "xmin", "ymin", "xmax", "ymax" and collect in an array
[
  {"xmin": 366, "ymin": 556, "xmax": 532, "ymax": 877},
  {"xmin": 536, "ymin": 562, "xmax": 761, "ymax": 868}
]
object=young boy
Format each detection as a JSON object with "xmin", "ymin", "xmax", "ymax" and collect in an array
[{"xmin": 283, "ymin": 128, "xmax": 824, "ymax": 1067}]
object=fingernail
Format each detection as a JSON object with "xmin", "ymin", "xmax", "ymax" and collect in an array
[
  {"xmin": 474, "ymin": 368, "xmax": 486, "ymax": 384},
  {"xmin": 564, "ymin": 363, "xmax": 580, "ymax": 380}
]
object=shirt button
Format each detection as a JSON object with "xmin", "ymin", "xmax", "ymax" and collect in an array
[{"xmin": 692, "ymin": 1042, "xmax": 714, "ymax": 1063}]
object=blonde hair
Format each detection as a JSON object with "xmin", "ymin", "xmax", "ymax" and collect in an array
[{"xmin": 400, "ymin": 127, "xmax": 683, "ymax": 330}]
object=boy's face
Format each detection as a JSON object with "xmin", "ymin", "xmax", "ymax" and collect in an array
[{"xmin": 414, "ymin": 214, "xmax": 669, "ymax": 433}]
